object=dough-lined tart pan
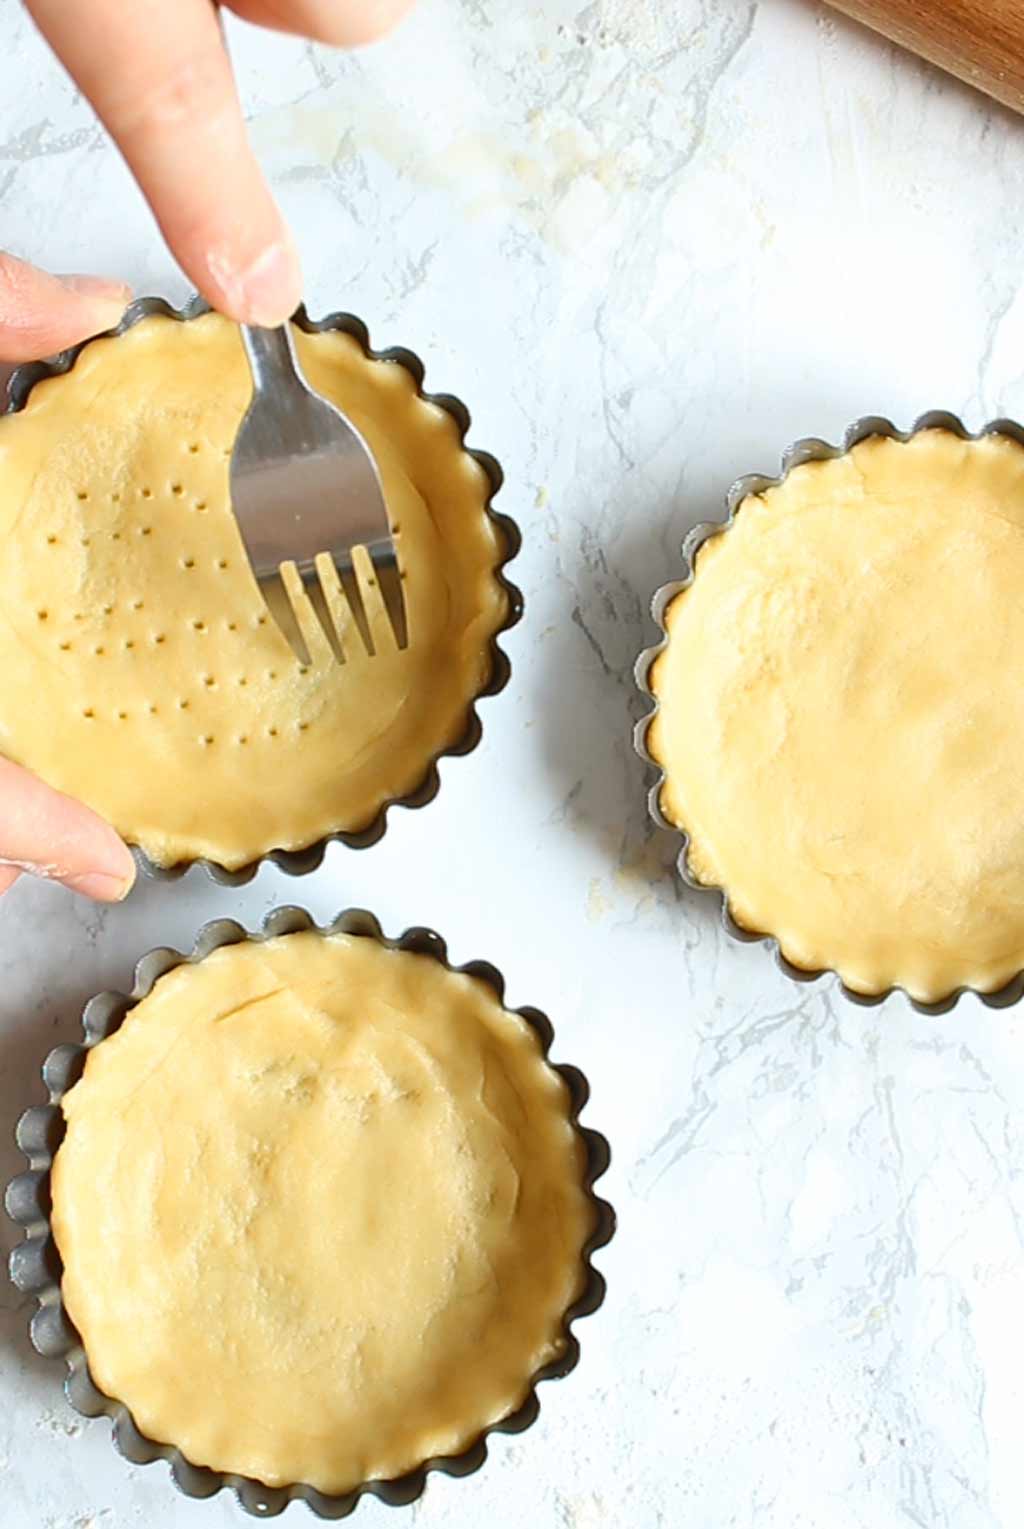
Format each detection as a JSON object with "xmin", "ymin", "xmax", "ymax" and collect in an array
[
  {"xmin": 2, "ymin": 295, "xmax": 522, "ymax": 886},
  {"xmin": 5, "ymin": 905, "xmax": 614, "ymax": 1519},
  {"xmin": 635, "ymin": 410, "xmax": 1024, "ymax": 1015}
]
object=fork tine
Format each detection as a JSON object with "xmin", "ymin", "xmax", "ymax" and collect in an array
[
  {"xmin": 370, "ymin": 548, "xmax": 408, "ymax": 651},
  {"xmin": 350, "ymin": 545, "xmax": 396, "ymax": 655},
  {"xmin": 280, "ymin": 560, "xmax": 328, "ymax": 664},
  {"xmin": 336, "ymin": 557, "xmax": 375, "ymax": 657},
  {"xmin": 262, "ymin": 567, "xmax": 310, "ymax": 666},
  {"xmin": 302, "ymin": 567, "xmax": 345, "ymax": 664},
  {"xmin": 314, "ymin": 553, "xmax": 359, "ymax": 655}
]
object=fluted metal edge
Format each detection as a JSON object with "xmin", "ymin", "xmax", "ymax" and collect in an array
[
  {"xmin": 5, "ymin": 906, "xmax": 614, "ymax": 1518},
  {"xmin": 633, "ymin": 410, "xmax": 1024, "ymax": 1016},
  {"xmin": 5, "ymin": 295, "xmax": 523, "ymax": 886}
]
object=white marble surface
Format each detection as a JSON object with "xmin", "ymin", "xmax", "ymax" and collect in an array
[{"xmin": 2, "ymin": 0, "xmax": 1024, "ymax": 1524}]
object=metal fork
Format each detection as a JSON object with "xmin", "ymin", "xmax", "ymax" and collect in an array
[{"xmin": 229, "ymin": 322, "xmax": 407, "ymax": 665}]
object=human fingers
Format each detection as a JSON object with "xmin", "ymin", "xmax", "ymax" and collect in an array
[
  {"xmin": 25, "ymin": 0, "xmax": 302, "ymax": 326},
  {"xmin": 0, "ymin": 757, "xmax": 136, "ymax": 902},
  {"xmin": 0, "ymin": 252, "xmax": 130, "ymax": 363},
  {"xmin": 227, "ymin": 0, "xmax": 416, "ymax": 46}
]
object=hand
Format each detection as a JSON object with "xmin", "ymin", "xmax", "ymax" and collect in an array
[
  {"xmin": 25, "ymin": 0, "xmax": 414, "ymax": 328},
  {"xmin": 0, "ymin": 255, "xmax": 137, "ymax": 901}
]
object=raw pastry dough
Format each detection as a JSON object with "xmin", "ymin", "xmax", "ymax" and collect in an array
[
  {"xmin": 0, "ymin": 314, "xmax": 508, "ymax": 868},
  {"xmin": 52, "ymin": 931, "xmax": 592, "ymax": 1493},
  {"xmin": 650, "ymin": 429, "xmax": 1024, "ymax": 1002}
]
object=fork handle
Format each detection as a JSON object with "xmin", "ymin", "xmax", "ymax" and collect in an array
[{"xmin": 239, "ymin": 324, "xmax": 304, "ymax": 394}]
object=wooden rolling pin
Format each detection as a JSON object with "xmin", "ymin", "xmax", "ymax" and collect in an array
[{"xmin": 827, "ymin": 0, "xmax": 1024, "ymax": 113}]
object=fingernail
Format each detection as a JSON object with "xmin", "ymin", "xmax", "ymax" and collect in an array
[
  {"xmin": 61, "ymin": 869, "xmax": 135, "ymax": 903},
  {"xmin": 211, "ymin": 239, "xmax": 303, "ymax": 327}
]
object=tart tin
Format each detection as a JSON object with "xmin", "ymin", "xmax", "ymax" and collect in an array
[
  {"xmin": 634, "ymin": 409, "xmax": 1024, "ymax": 1017},
  {"xmin": 5, "ymin": 905, "xmax": 614, "ymax": 1520},
  {"xmin": 5, "ymin": 295, "xmax": 523, "ymax": 887}
]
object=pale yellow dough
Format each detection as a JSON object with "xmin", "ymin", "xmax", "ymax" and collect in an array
[
  {"xmin": 51, "ymin": 931, "xmax": 592, "ymax": 1494},
  {"xmin": 649, "ymin": 429, "xmax": 1024, "ymax": 1003},
  {"xmin": 0, "ymin": 314, "xmax": 508, "ymax": 868}
]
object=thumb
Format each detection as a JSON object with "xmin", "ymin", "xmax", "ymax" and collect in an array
[
  {"xmin": 0, "ymin": 757, "xmax": 136, "ymax": 901},
  {"xmin": 0, "ymin": 256, "xmax": 135, "ymax": 902},
  {"xmin": 0, "ymin": 252, "xmax": 130, "ymax": 362}
]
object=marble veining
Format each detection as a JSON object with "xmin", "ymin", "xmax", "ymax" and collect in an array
[{"xmin": 2, "ymin": 0, "xmax": 1024, "ymax": 1524}]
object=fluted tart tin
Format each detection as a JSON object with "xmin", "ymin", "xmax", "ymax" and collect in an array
[
  {"xmin": 634, "ymin": 410, "xmax": 1024, "ymax": 1016},
  {"xmin": 3, "ymin": 295, "xmax": 523, "ymax": 886},
  {"xmin": 6, "ymin": 905, "xmax": 614, "ymax": 1519}
]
